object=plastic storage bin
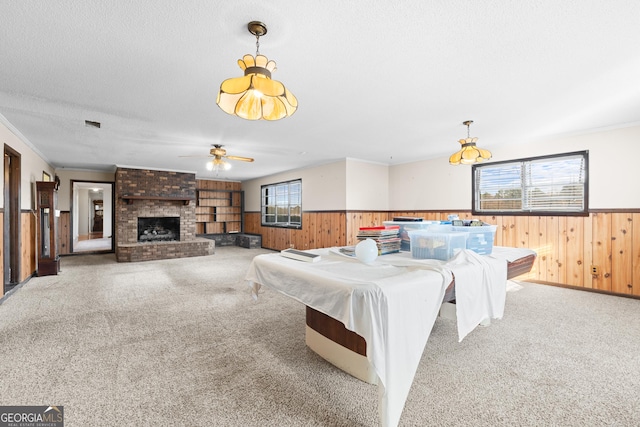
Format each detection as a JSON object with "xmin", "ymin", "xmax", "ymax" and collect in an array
[
  {"xmin": 408, "ymin": 229, "xmax": 468, "ymax": 261},
  {"xmin": 451, "ymin": 224, "xmax": 497, "ymax": 255},
  {"xmin": 384, "ymin": 220, "xmax": 441, "ymax": 251}
]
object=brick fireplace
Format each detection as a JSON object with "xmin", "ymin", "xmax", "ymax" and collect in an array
[{"xmin": 115, "ymin": 167, "xmax": 215, "ymax": 262}]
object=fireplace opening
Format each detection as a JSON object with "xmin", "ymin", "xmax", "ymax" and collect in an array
[{"xmin": 138, "ymin": 217, "xmax": 180, "ymax": 242}]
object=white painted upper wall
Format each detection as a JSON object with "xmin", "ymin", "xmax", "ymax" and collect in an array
[
  {"xmin": 243, "ymin": 160, "xmax": 347, "ymax": 212},
  {"xmin": 389, "ymin": 125, "xmax": 640, "ymax": 210},
  {"xmin": 389, "ymin": 158, "xmax": 471, "ymax": 211},
  {"xmin": 55, "ymin": 169, "xmax": 115, "ymax": 211},
  {"xmin": 243, "ymin": 158, "xmax": 389, "ymax": 212},
  {"xmin": 243, "ymin": 125, "xmax": 639, "ymax": 212},
  {"xmin": 498, "ymin": 125, "xmax": 640, "ymax": 209},
  {"xmin": 345, "ymin": 159, "xmax": 389, "ymax": 211},
  {"xmin": 0, "ymin": 117, "xmax": 55, "ymax": 210}
]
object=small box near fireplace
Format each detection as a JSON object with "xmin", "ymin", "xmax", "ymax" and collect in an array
[{"xmin": 237, "ymin": 233, "xmax": 262, "ymax": 249}]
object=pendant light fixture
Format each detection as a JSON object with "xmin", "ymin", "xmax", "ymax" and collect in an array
[
  {"xmin": 216, "ymin": 21, "xmax": 298, "ymax": 121},
  {"xmin": 449, "ymin": 120, "xmax": 492, "ymax": 165}
]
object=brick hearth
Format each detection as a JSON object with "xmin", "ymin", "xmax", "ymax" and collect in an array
[{"xmin": 115, "ymin": 167, "xmax": 215, "ymax": 262}]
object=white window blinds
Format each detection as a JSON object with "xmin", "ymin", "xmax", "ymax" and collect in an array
[{"xmin": 473, "ymin": 151, "xmax": 588, "ymax": 215}]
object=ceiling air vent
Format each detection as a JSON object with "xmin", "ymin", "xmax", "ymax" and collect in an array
[{"xmin": 85, "ymin": 120, "xmax": 101, "ymax": 128}]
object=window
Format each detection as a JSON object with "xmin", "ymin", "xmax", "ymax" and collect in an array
[
  {"xmin": 472, "ymin": 151, "xmax": 588, "ymax": 216},
  {"xmin": 261, "ymin": 179, "xmax": 302, "ymax": 228}
]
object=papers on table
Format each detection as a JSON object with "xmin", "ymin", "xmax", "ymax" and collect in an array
[{"xmin": 280, "ymin": 248, "xmax": 321, "ymax": 262}]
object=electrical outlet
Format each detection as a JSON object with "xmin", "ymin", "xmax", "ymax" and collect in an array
[{"xmin": 591, "ymin": 265, "xmax": 600, "ymax": 276}]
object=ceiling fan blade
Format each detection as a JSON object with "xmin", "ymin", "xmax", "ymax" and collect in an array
[
  {"xmin": 226, "ymin": 155, "xmax": 255, "ymax": 162},
  {"xmin": 178, "ymin": 155, "xmax": 213, "ymax": 158}
]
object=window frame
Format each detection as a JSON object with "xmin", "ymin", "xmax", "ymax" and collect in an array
[
  {"xmin": 472, "ymin": 150, "xmax": 589, "ymax": 217},
  {"xmin": 261, "ymin": 178, "xmax": 302, "ymax": 229}
]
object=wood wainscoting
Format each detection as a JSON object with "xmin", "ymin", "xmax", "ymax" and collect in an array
[
  {"xmin": 0, "ymin": 211, "xmax": 35, "ymax": 294},
  {"xmin": 58, "ymin": 211, "xmax": 71, "ymax": 255},
  {"xmin": 244, "ymin": 210, "xmax": 640, "ymax": 298},
  {"xmin": 6, "ymin": 211, "xmax": 68, "ymax": 286},
  {"xmin": 245, "ymin": 211, "xmax": 348, "ymax": 251},
  {"xmin": 20, "ymin": 211, "xmax": 36, "ymax": 283}
]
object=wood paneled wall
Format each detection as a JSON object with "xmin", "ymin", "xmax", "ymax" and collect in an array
[
  {"xmin": 245, "ymin": 211, "xmax": 347, "ymax": 250},
  {"xmin": 196, "ymin": 179, "xmax": 242, "ymax": 191},
  {"xmin": 20, "ymin": 211, "xmax": 36, "ymax": 282},
  {"xmin": 245, "ymin": 210, "xmax": 640, "ymax": 298},
  {"xmin": 0, "ymin": 211, "xmax": 35, "ymax": 293},
  {"xmin": 8, "ymin": 206, "xmax": 638, "ymax": 298},
  {"xmin": 0, "ymin": 211, "xmax": 65, "ymax": 286},
  {"xmin": 59, "ymin": 211, "xmax": 71, "ymax": 255}
]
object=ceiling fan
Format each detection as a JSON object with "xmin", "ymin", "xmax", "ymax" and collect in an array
[{"xmin": 181, "ymin": 144, "xmax": 254, "ymax": 172}]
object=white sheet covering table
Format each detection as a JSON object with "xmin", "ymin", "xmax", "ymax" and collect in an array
[{"xmin": 245, "ymin": 247, "xmax": 526, "ymax": 427}]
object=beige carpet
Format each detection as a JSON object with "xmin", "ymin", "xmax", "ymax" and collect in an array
[{"xmin": 1, "ymin": 247, "xmax": 639, "ymax": 426}]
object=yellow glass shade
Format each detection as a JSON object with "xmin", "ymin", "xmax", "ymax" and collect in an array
[
  {"xmin": 449, "ymin": 137, "xmax": 492, "ymax": 165},
  {"xmin": 217, "ymin": 54, "xmax": 297, "ymax": 121}
]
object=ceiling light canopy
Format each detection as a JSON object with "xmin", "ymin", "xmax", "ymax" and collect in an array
[
  {"xmin": 216, "ymin": 21, "xmax": 298, "ymax": 121},
  {"xmin": 449, "ymin": 120, "xmax": 492, "ymax": 165}
]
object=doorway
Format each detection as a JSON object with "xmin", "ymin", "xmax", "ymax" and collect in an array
[
  {"xmin": 70, "ymin": 180, "xmax": 114, "ymax": 253},
  {"xmin": 3, "ymin": 144, "xmax": 21, "ymax": 293}
]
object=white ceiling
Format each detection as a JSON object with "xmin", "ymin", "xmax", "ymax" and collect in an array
[{"xmin": 1, "ymin": 1, "xmax": 639, "ymax": 181}]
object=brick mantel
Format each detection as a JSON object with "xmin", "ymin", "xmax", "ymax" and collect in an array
[{"xmin": 121, "ymin": 195, "xmax": 193, "ymax": 205}]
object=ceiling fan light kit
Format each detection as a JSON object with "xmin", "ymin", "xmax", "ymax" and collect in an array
[
  {"xmin": 206, "ymin": 144, "xmax": 254, "ymax": 175},
  {"xmin": 179, "ymin": 144, "xmax": 254, "ymax": 175},
  {"xmin": 449, "ymin": 120, "xmax": 492, "ymax": 165},
  {"xmin": 206, "ymin": 157, "xmax": 232, "ymax": 172},
  {"xmin": 216, "ymin": 21, "xmax": 298, "ymax": 121}
]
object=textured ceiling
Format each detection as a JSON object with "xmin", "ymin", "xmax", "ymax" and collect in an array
[{"xmin": 1, "ymin": 1, "xmax": 639, "ymax": 181}]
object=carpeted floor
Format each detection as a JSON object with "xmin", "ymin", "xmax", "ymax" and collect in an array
[{"xmin": 1, "ymin": 247, "xmax": 639, "ymax": 426}]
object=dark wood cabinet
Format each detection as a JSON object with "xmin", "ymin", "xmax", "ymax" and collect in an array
[
  {"xmin": 36, "ymin": 181, "xmax": 60, "ymax": 276},
  {"xmin": 92, "ymin": 199, "xmax": 103, "ymax": 232}
]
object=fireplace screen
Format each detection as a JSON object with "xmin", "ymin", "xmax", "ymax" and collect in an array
[{"xmin": 138, "ymin": 217, "xmax": 180, "ymax": 242}]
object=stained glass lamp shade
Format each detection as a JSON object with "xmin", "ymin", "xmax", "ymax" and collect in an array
[
  {"xmin": 216, "ymin": 21, "xmax": 297, "ymax": 121},
  {"xmin": 449, "ymin": 120, "xmax": 492, "ymax": 165}
]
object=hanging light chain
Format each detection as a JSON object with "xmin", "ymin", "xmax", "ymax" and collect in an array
[
  {"xmin": 463, "ymin": 120, "xmax": 474, "ymax": 140},
  {"xmin": 248, "ymin": 21, "xmax": 266, "ymax": 56}
]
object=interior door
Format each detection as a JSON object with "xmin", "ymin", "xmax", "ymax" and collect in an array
[
  {"xmin": 4, "ymin": 145, "xmax": 21, "ymax": 292},
  {"xmin": 71, "ymin": 181, "xmax": 114, "ymax": 253}
]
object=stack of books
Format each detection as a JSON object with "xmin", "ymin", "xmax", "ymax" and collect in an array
[{"xmin": 357, "ymin": 225, "xmax": 401, "ymax": 255}]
